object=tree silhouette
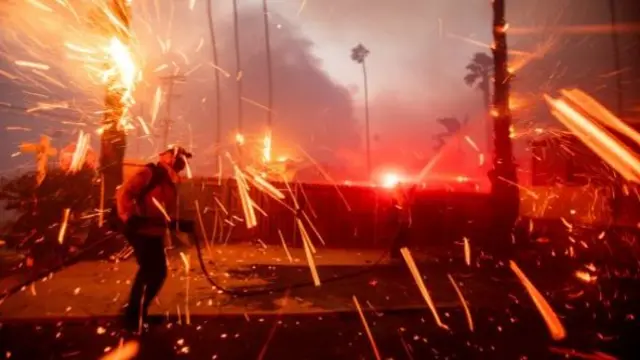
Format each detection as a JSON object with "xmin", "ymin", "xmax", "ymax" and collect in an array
[
  {"xmin": 350, "ymin": 43, "xmax": 371, "ymax": 178},
  {"xmin": 464, "ymin": 52, "xmax": 493, "ymax": 154},
  {"xmin": 0, "ymin": 167, "xmax": 96, "ymax": 262},
  {"xmin": 216, "ymin": 10, "xmax": 360, "ymax": 162},
  {"xmin": 464, "ymin": 52, "xmax": 493, "ymax": 111},
  {"xmin": 433, "ymin": 116, "xmax": 469, "ymax": 151}
]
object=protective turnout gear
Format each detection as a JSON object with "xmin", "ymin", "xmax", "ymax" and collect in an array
[
  {"xmin": 117, "ymin": 162, "xmax": 178, "ymax": 236},
  {"xmin": 159, "ymin": 145, "xmax": 192, "ymax": 174},
  {"xmin": 117, "ymin": 146, "xmax": 192, "ymax": 329}
]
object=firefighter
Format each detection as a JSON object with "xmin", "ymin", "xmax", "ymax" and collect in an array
[
  {"xmin": 116, "ymin": 146, "xmax": 192, "ymax": 330},
  {"xmin": 389, "ymin": 183, "xmax": 417, "ymax": 260}
]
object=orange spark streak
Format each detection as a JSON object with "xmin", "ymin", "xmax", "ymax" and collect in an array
[
  {"xmin": 151, "ymin": 197, "xmax": 171, "ymax": 222},
  {"xmin": 510, "ymin": 23, "xmax": 640, "ymax": 35},
  {"xmin": 179, "ymin": 252, "xmax": 191, "ymax": 325},
  {"xmin": 150, "ymin": 87, "xmax": 162, "ymax": 125},
  {"xmin": 353, "ymin": 295, "xmax": 382, "ymax": 360},
  {"xmin": 26, "ymin": 0, "xmax": 53, "ymax": 12},
  {"xmin": 463, "ymin": 237, "xmax": 471, "ymax": 266},
  {"xmin": 14, "ymin": 60, "xmax": 50, "ymax": 71},
  {"xmin": 545, "ymin": 94, "xmax": 640, "ymax": 183},
  {"xmin": 68, "ymin": 130, "xmax": 90, "ymax": 173},
  {"xmin": 100, "ymin": 340, "xmax": 139, "ymax": 360},
  {"xmin": 400, "ymin": 247, "xmax": 448, "ymax": 329},
  {"xmin": 298, "ymin": 218, "xmax": 320, "ymax": 286},
  {"xmin": 447, "ymin": 274, "xmax": 474, "ymax": 332},
  {"xmin": 510, "ymin": 261, "xmax": 566, "ymax": 340},
  {"xmin": 58, "ymin": 208, "xmax": 71, "ymax": 244},
  {"xmin": 263, "ymin": 131, "xmax": 272, "ymax": 163},
  {"xmin": 277, "ymin": 229, "xmax": 293, "ymax": 263},
  {"xmin": 562, "ymin": 89, "xmax": 640, "ymax": 145}
]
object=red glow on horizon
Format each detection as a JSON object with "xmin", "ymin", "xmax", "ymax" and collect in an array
[{"xmin": 380, "ymin": 172, "xmax": 403, "ymax": 188}]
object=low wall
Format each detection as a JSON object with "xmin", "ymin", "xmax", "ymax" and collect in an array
[{"xmin": 178, "ymin": 179, "xmax": 491, "ymax": 249}]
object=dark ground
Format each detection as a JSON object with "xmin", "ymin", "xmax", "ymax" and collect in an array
[
  {"xmin": 1, "ymin": 296, "xmax": 638, "ymax": 360},
  {"xmin": 0, "ymin": 246, "xmax": 639, "ymax": 360},
  {"xmin": 1, "ymin": 215, "xmax": 640, "ymax": 359}
]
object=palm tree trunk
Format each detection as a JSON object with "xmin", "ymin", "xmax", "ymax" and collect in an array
[
  {"xmin": 206, "ymin": 0, "xmax": 221, "ymax": 168},
  {"xmin": 232, "ymin": 0, "xmax": 243, "ymax": 138},
  {"xmin": 362, "ymin": 60, "xmax": 371, "ymax": 180},
  {"xmin": 491, "ymin": 0, "xmax": 519, "ymax": 254},
  {"xmin": 100, "ymin": 0, "xmax": 130, "ymax": 203}
]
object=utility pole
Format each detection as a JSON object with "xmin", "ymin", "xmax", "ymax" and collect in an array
[{"xmin": 158, "ymin": 74, "xmax": 185, "ymax": 149}]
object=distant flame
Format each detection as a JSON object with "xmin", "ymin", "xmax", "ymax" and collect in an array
[
  {"xmin": 380, "ymin": 172, "xmax": 402, "ymax": 188},
  {"xmin": 263, "ymin": 131, "xmax": 272, "ymax": 163}
]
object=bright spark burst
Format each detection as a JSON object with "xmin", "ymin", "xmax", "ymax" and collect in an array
[
  {"xmin": 545, "ymin": 89, "xmax": 640, "ymax": 183},
  {"xmin": 2, "ymin": 0, "xmax": 142, "ymax": 133}
]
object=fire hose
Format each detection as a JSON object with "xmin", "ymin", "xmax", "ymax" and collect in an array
[
  {"xmin": 1, "ymin": 219, "xmax": 393, "ymax": 301},
  {"xmin": 190, "ymin": 222, "xmax": 391, "ymax": 297}
]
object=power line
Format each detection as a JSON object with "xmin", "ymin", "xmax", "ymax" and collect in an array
[{"xmin": 158, "ymin": 74, "xmax": 186, "ymax": 149}]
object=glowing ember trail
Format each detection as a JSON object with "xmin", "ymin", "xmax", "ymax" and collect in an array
[
  {"xmin": 99, "ymin": 340, "xmax": 139, "ymax": 360},
  {"xmin": 447, "ymin": 274, "xmax": 474, "ymax": 332},
  {"xmin": 57, "ymin": 208, "xmax": 71, "ymax": 244},
  {"xmin": 179, "ymin": 252, "xmax": 191, "ymax": 325},
  {"xmin": 463, "ymin": 237, "xmax": 471, "ymax": 266},
  {"xmin": 400, "ymin": 247, "xmax": 448, "ymax": 329},
  {"xmin": 545, "ymin": 91, "xmax": 640, "ymax": 183},
  {"xmin": 151, "ymin": 197, "xmax": 171, "ymax": 222},
  {"xmin": 353, "ymin": 295, "xmax": 382, "ymax": 360},
  {"xmin": 298, "ymin": 218, "xmax": 321, "ymax": 286},
  {"xmin": 263, "ymin": 132, "xmax": 272, "ymax": 163},
  {"xmin": 510, "ymin": 261, "xmax": 567, "ymax": 341},
  {"xmin": 68, "ymin": 130, "xmax": 91, "ymax": 173}
]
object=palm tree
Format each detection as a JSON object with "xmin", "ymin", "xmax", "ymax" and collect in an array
[
  {"xmin": 464, "ymin": 52, "xmax": 493, "ymax": 153},
  {"xmin": 433, "ymin": 117, "xmax": 468, "ymax": 151},
  {"xmin": 351, "ymin": 43, "xmax": 371, "ymax": 179},
  {"xmin": 206, "ymin": 0, "xmax": 222, "ymax": 167},
  {"xmin": 490, "ymin": 0, "xmax": 519, "ymax": 254},
  {"xmin": 464, "ymin": 52, "xmax": 493, "ymax": 110},
  {"xmin": 100, "ymin": 0, "xmax": 131, "ymax": 203}
]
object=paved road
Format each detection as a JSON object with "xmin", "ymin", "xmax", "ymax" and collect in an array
[
  {"xmin": 0, "ymin": 243, "xmax": 638, "ymax": 359},
  {"xmin": 0, "ymin": 244, "xmax": 547, "ymax": 318}
]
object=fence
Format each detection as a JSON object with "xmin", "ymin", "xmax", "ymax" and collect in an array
[{"xmin": 178, "ymin": 178, "xmax": 491, "ymax": 249}]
